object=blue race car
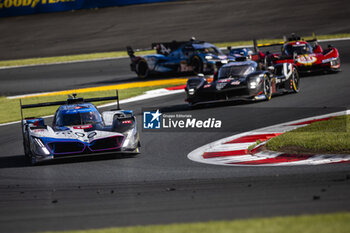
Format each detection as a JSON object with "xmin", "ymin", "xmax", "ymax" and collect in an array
[
  {"xmin": 127, "ymin": 38, "xmax": 235, "ymax": 78},
  {"xmin": 21, "ymin": 92, "xmax": 140, "ymax": 165},
  {"xmin": 228, "ymin": 47, "xmax": 254, "ymax": 59}
]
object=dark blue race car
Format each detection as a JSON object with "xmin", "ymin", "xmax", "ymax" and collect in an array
[{"xmin": 127, "ymin": 39, "xmax": 236, "ymax": 78}]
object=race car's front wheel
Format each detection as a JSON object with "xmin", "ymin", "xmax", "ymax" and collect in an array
[
  {"xmin": 291, "ymin": 69, "xmax": 300, "ymax": 93},
  {"xmin": 30, "ymin": 156, "xmax": 38, "ymax": 166},
  {"xmin": 23, "ymin": 141, "xmax": 31, "ymax": 159},
  {"xmin": 191, "ymin": 56, "xmax": 203, "ymax": 75},
  {"xmin": 263, "ymin": 75, "xmax": 272, "ymax": 101},
  {"xmin": 137, "ymin": 60, "xmax": 149, "ymax": 78}
]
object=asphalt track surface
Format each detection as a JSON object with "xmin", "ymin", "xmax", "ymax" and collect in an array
[
  {"xmin": 1, "ymin": 0, "xmax": 350, "ymax": 60},
  {"xmin": 1, "ymin": 1, "xmax": 350, "ymax": 233},
  {"xmin": 0, "ymin": 40, "xmax": 349, "ymax": 233}
]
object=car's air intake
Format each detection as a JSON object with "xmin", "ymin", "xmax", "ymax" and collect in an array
[
  {"xmin": 47, "ymin": 141, "xmax": 85, "ymax": 154},
  {"xmin": 88, "ymin": 136, "xmax": 124, "ymax": 152}
]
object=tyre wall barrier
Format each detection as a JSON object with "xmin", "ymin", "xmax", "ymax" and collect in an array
[{"xmin": 0, "ymin": 0, "xmax": 176, "ymax": 17}]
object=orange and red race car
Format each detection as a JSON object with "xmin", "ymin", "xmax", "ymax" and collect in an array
[{"xmin": 253, "ymin": 34, "xmax": 341, "ymax": 74}]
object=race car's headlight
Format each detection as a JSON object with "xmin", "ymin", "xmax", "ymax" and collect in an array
[
  {"xmin": 205, "ymin": 55, "xmax": 213, "ymax": 60},
  {"xmin": 322, "ymin": 57, "xmax": 337, "ymax": 64},
  {"xmin": 249, "ymin": 81, "xmax": 257, "ymax": 89},
  {"xmin": 188, "ymin": 88, "xmax": 195, "ymax": 95},
  {"xmin": 122, "ymin": 128, "xmax": 137, "ymax": 148},
  {"xmin": 249, "ymin": 75, "xmax": 263, "ymax": 89},
  {"xmin": 33, "ymin": 137, "xmax": 50, "ymax": 155},
  {"xmin": 221, "ymin": 60, "xmax": 228, "ymax": 64}
]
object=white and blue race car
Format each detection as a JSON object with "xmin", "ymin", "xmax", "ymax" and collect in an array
[{"xmin": 21, "ymin": 92, "xmax": 140, "ymax": 165}]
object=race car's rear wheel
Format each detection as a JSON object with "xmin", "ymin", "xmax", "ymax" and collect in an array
[
  {"xmin": 263, "ymin": 75, "xmax": 272, "ymax": 101},
  {"xmin": 291, "ymin": 69, "xmax": 300, "ymax": 93},
  {"xmin": 137, "ymin": 60, "xmax": 149, "ymax": 78},
  {"xmin": 191, "ymin": 56, "xmax": 203, "ymax": 75}
]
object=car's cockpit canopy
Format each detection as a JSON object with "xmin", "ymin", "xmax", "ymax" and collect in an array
[
  {"xmin": 55, "ymin": 104, "xmax": 103, "ymax": 127},
  {"xmin": 218, "ymin": 62, "xmax": 257, "ymax": 79},
  {"xmin": 283, "ymin": 42, "xmax": 313, "ymax": 56}
]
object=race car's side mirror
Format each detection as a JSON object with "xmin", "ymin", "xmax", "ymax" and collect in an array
[{"xmin": 313, "ymin": 44, "xmax": 323, "ymax": 53}]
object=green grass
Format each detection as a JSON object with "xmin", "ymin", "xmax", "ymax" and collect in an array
[
  {"xmin": 40, "ymin": 212, "xmax": 350, "ymax": 233},
  {"xmin": 267, "ymin": 115, "xmax": 350, "ymax": 154},
  {"xmin": 0, "ymin": 85, "xmax": 175, "ymax": 124},
  {"xmin": 0, "ymin": 50, "xmax": 152, "ymax": 68},
  {"xmin": 1, "ymin": 33, "xmax": 349, "ymax": 68},
  {"xmin": 248, "ymin": 139, "xmax": 262, "ymax": 152}
]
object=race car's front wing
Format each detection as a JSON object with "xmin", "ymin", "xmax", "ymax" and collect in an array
[
  {"xmin": 28, "ymin": 132, "xmax": 140, "ymax": 164},
  {"xmin": 186, "ymin": 83, "xmax": 265, "ymax": 105}
]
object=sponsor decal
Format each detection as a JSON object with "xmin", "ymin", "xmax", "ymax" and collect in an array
[
  {"xmin": 33, "ymin": 129, "xmax": 45, "ymax": 133},
  {"xmin": 216, "ymin": 82, "xmax": 227, "ymax": 90},
  {"xmin": 297, "ymin": 54, "xmax": 317, "ymax": 65},
  {"xmin": 231, "ymin": 80, "xmax": 240, "ymax": 85},
  {"xmin": 0, "ymin": 0, "xmax": 76, "ymax": 9},
  {"xmin": 73, "ymin": 124, "xmax": 93, "ymax": 129}
]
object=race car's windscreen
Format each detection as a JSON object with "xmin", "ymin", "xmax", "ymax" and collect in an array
[
  {"xmin": 284, "ymin": 43, "xmax": 313, "ymax": 55},
  {"xmin": 193, "ymin": 45, "xmax": 223, "ymax": 56},
  {"xmin": 55, "ymin": 110, "xmax": 103, "ymax": 126},
  {"xmin": 218, "ymin": 65, "xmax": 255, "ymax": 79}
]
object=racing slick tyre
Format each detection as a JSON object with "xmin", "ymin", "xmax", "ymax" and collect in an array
[
  {"xmin": 191, "ymin": 56, "xmax": 203, "ymax": 75},
  {"xmin": 137, "ymin": 60, "xmax": 149, "ymax": 78},
  {"xmin": 291, "ymin": 69, "xmax": 300, "ymax": 93},
  {"xmin": 263, "ymin": 75, "xmax": 272, "ymax": 101}
]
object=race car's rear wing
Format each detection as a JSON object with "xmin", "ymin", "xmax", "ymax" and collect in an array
[
  {"xmin": 20, "ymin": 90, "xmax": 121, "ymax": 122},
  {"xmin": 126, "ymin": 46, "xmax": 153, "ymax": 58},
  {"xmin": 127, "ymin": 39, "xmax": 206, "ymax": 57},
  {"xmin": 126, "ymin": 41, "xmax": 185, "ymax": 57},
  {"xmin": 253, "ymin": 33, "xmax": 318, "ymax": 53}
]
